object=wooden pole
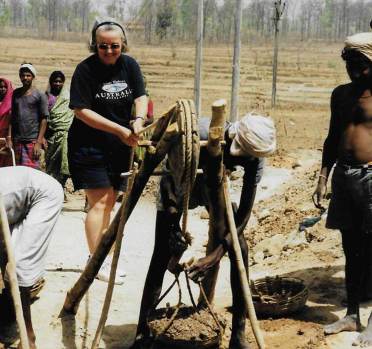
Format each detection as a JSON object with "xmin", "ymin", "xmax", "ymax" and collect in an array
[
  {"xmin": 222, "ymin": 176, "xmax": 266, "ymax": 349},
  {"xmin": 271, "ymin": 1, "xmax": 286, "ymax": 108},
  {"xmin": 91, "ymin": 162, "xmax": 138, "ymax": 349},
  {"xmin": 230, "ymin": 0, "xmax": 242, "ymax": 122},
  {"xmin": 0, "ymin": 195, "xmax": 30, "ymax": 349},
  {"xmin": 198, "ymin": 100, "xmax": 227, "ymax": 303},
  {"xmin": 194, "ymin": 0, "xmax": 203, "ymax": 116}
]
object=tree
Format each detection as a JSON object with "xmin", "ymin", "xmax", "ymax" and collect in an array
[{"xmin": 155, "ymin": 0, "xmax": 173, "ymax": 40}]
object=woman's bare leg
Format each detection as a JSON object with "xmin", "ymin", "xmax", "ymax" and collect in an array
[{"xmin": 85, "ymin": 187, "xmax": 117, "ymax": 254}]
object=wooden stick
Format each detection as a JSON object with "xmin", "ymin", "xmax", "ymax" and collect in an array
[
  {"xmin": 0, "ymin": 195, "xmax": 30, "ymax": 349},
  {"xmin": 137, "ymin": 117, "xmax": 161, "ymax": 136},
  {"xmin": 197, "ymin": 100, "xmax": 227, "ymax": 304},
  {"xmin": 91, "ymin": 161, "xmax": 138, "ymax": 349},
  {"xmin": 138, "ymin": 140, "xmax": 225, "ymax": 148},
  {"xmin": 222, "ymin": 175, "xmax": 265, "ymax": 349},
  {"xmin": 136, "ymin": 103, "xmax": 177, "ymax": 136}
]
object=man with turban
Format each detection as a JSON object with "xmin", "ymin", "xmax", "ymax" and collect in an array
[
  {"xmin": 132, "ymin": 114, "xmax": 275, "ymax": 349},
  {"xmin": 8, "ymin": 63, "xmax": 49, "ymax": 169},
  {"xmin": 313, "ymin": 32, "xmax": 372, "ymax": 346}
]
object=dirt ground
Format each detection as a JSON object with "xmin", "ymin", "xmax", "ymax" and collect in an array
[{"xmin": 0, "ymin": 37, "xmax": 365, "ymax": 348}]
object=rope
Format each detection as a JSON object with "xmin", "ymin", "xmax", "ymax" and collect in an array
[
  {"xmin": 178, "ymin": 100, "xmax": 198, "ymax": 246},
  {"xmin": 152, "ymin": 270, "xmax": 225, "ymax": 343},
  {"xmin": 156, "ymin": 275, "xmax": 182, "ymax": 337},
  {"xmin": 198, "ymin": 282, "xmax": 224, "ymax": 337},
  {"xmin": 184, "ymin": 269, "xmax": 198, "ymax": 311},
  {"xmin": 153, "ymin": 278, "xmax": 178, "ymax": 310}
]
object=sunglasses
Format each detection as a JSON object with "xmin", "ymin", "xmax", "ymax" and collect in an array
[{"xmin": 97, "ymin": 43, "xmax": 121, "ymax": 51}]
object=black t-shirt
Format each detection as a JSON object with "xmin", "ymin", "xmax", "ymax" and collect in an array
[{"xmin": 68, "ymin": 54, "xmax": 146, "ymax": 150}]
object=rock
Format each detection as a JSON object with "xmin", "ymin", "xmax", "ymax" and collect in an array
[
  {"xmin": 283, "ymin": 230, "xmax": 308, "ymax": 250},
  {"xmin": 292, "ymin": 160, "xmax": 302, "ymax": 169},
  {"xmin": 265, "ymin": 255, "xmax": 279, "ymax": 265},
  {"xmin": 304, "ymin": 226, "xmax": 325, "ymax": 243},
  {"xmin": 247, "ymin": 213, "xmax": 258, "ymax": 229},
  {"xmin": 257, "ymin": 209, "xmax": 270, "ymax": 222},
  {"xmin": 284, "ymin": 207, "xmax": 295, "ymax": 215},
  {"xmin": 253, "ymin": 251, "xmax": 265, "ymax": 264},
  {"xmin": 254, "ymin": 234, "xmax": 286, "ymax": 258}
]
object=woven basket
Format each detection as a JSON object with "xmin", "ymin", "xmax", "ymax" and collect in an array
[{"xmin": 251, "ymin": 276, "xmax": 308, "ymax": 317}]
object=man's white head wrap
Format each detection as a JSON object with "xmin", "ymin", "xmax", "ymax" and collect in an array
[
  {"xmin": 229, "ymin": 112, "xmax": 276, "ymax": 158},
  {"xmin": 19, "ymin": 63, "xmax": 37, "ymax": 77},
  {"xmin": 344, "ymin": 32, "xmax": 372, "ymax": 62}
]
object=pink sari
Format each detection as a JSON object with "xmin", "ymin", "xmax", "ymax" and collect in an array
[{"xmin": 0, "ymin": 78, "xmax": 14, "ymax": 167}]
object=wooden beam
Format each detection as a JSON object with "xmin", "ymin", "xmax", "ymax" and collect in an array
[{"xmin": 0, "ymin": 195, "xmax": 30, "ymax": 349}]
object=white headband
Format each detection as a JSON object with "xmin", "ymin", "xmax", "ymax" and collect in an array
[
  {"xmin": 345, "ymin": 32, "xmax": 372, "ymax": 62},
  {"xmin": 20, "ymin": 63, "xmax": 37, "ymax": 77}
]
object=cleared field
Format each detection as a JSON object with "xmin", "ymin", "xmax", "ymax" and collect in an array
[
  {"xmin": 0, "ymin": 37, "xmax": 355, "ymax": 349},
  {"xmin": 0, "ymin": 37, "xmax": 348, "ymax": 154}
]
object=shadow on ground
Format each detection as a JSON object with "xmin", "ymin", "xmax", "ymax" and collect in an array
[{"xmin": 101, "ymin": 324, "xmax": 137, "ymax": 349}]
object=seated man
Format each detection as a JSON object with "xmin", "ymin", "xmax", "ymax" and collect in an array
[
  {"xmin": 0, "ymin": 166, "xmax": 63, "ymax": 349},
  {"xmin": 132, "ymin": 114, "xmax": 273, "ymax": 349}
]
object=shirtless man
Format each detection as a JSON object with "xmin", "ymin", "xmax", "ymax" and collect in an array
[
  {"xmin": 0, "ymin": 166, "xmax": 63, "ymax": 348},
  {"xmin": 131, "ymin": 116, "xmax": 266, "ymax": 349},
  {"xmin": 313, "ymin": 32, "xmax": 372, "ymax": 346}
]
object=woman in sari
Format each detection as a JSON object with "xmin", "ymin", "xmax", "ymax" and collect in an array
[
  {"xmin": 45, "ymin": 71, "xmax": 74, "ymax": 192},
  {"xmin": 0, "ymin": 78, "xmax": 13, "ymax": 167}
]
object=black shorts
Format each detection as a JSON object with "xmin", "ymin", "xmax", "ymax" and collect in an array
[
  {"xmin": 326, "ymin": 164, "xmax": 372, "ymax": 232},
  {"xmin": 68, "ymin": 145, "xmax": 131, "ymax": 191}
]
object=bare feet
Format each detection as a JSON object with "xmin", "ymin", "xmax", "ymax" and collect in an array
[
  {"xmin": 324, "ymin": 315, "xmax": 361, "ymax": 335},
  {"xmin": 354, "ymin": 317, "xmax": 372, "ymax": 347},
  {"xmin": 353, "ymin": 331, "xmax": 372, "ymax": 347}
]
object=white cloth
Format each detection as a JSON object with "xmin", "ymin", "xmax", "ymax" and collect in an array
[
  {"xmin": 19, "ymin": 63, "xmax": 37, "ymax": 77},
  {"xmin": 345, "ymin": 32, "xmax": 372, "ymax": 62},
  {"xmin": 0, "ymin": 167, "xmax": 63, "ymax": 287},
  {"xmin": 230, "ymin": 112, "xmax": 276, "ymax": 158}
]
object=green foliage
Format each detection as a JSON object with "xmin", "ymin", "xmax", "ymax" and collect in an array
[
  {"xmin": 156, "ymin": 0, "xmax": 174, "ymax": 39},
  {"xmin": 320, "ymin": 0, "xmax": 334, "ymax": 35},
  {"xmin": 0, "ymin": 4, "xmax": 10, "ymax": 26}
]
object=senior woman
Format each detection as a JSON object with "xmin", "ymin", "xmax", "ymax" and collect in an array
[{"xmin": 68, "ymin": 18, "xmax": 147, "ymax": 284}]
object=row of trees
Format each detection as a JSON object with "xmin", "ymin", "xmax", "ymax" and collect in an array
[
  {"xmin": 142, "ymin": 0, "xmax": 372, "ymax": 43},
  {"xmin": 0, "ymin": 0, "xmax": 371, "ymax": 42},
  {"xmin": 0, "ymin": 0, "xmax": 93, "ymax": 36}
]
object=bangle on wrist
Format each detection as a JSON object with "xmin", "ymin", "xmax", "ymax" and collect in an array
[
  {"xmin": 135, "ymin": 116, "xmax": 145, "ymax": 121},
  {"xmin": 319, "ymin": 174, "xmax": 327, "ymax": 180}
]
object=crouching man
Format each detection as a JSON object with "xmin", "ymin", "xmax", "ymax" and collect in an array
[
  {"xmin": 0, "ymin": 166, "xmax": 63, "ymax": 349},
  {"xmin": 131, "ymin": 112, "xmax": 275, "ymax": 349}
]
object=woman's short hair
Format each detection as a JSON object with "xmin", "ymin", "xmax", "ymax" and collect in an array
[{"xmin": 89, "ymin": 21, "xmax": 128, "ymax": 53}]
